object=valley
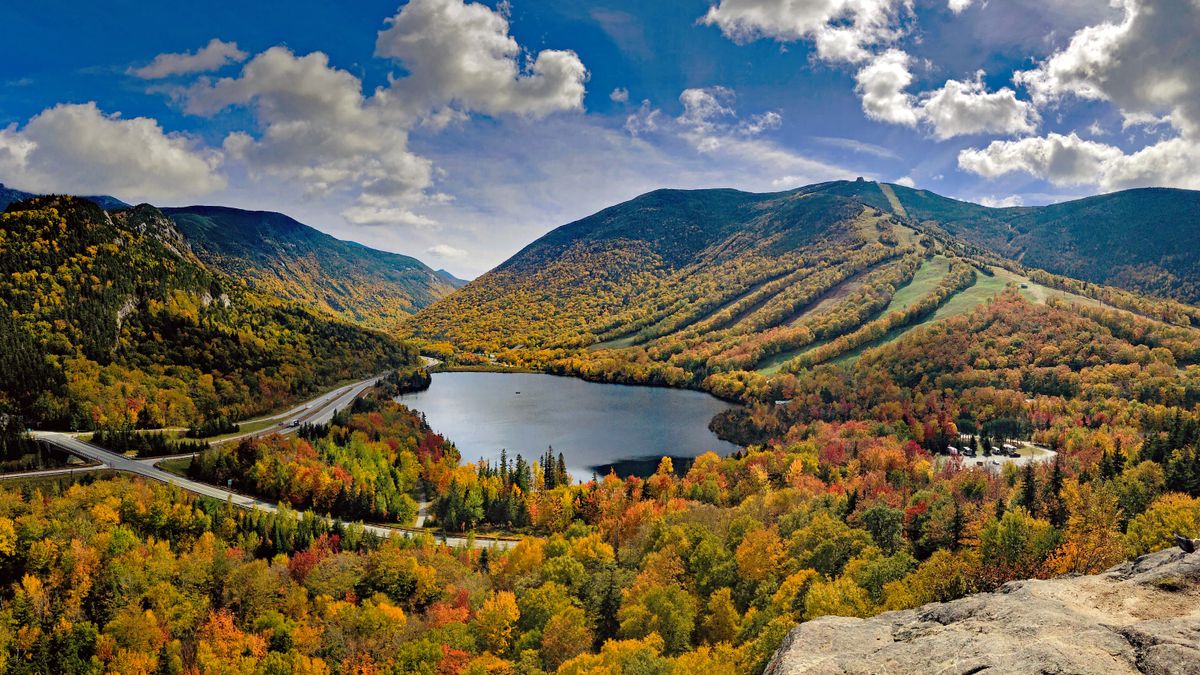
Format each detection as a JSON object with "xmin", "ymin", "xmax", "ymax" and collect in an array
[
  {"xmin": 4, "ymin": 180, "xmax": 1200, "ymax": 674},
  {"xmin": 8, "ymin": 3, "xmax": 1200, "ymax": 672}
]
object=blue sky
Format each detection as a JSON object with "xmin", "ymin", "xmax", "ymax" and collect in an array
[{"xmin": 2, "ymin": 0, "xmax": 1197, "ymax": 277}]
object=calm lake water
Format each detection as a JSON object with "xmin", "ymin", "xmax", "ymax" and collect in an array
[{"xmin": 395, "ymin": 372, "xmax": 741, "ymax": 479}]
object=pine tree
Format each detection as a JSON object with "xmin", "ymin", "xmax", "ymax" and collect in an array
[
  {"xmin": 1045, "ymin": 455, "xmax": 1066, "ymax": 527},
  {"xmin": 951, "ymin": 499, "xmax": 964, "ymax": 550},
  {"xmin": 1018, "ymin": 462, "xmax": 1038, "ymax": 518}
]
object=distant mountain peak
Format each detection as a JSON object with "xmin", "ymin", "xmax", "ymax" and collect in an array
[
  {"xmin": 0, "ymin": 181, "xmax": 130, "ymax": 212},
  {"xmin": 163, "ymin": 205, "xmax": 458, "ymax": 329}
]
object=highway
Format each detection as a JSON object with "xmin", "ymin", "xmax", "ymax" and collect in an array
[{"xmin": 24, "ymin": 373, "xmax": 515, "ymax": 550}]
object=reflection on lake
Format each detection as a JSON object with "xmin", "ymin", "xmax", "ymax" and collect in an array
[{"xmin": 395, "ymin": 372, "xmax": 740, "ymax": 479}]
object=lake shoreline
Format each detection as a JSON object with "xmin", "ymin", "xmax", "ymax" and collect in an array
[{"xmin": 395, "ymin": 371, "xmax": 742, "ymax": 479}]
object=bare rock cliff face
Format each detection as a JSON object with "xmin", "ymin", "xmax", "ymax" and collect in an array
[{"xmin": 766, "ymin": 548, "xmax": 1200, "ymax": 674}]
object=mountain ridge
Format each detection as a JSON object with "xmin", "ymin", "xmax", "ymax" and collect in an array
[
  {"xmin": 409, "ymin": 179, "xmax": 1200, "ymax": 401},
  {"xmin": 162, "ymin": 205, "xmax": 458, "ymax": 330},
  {"xmin": 0, "ymin": 194, "xmax": 413, "ymax": 429},
  {"xmin": 823, "ymin": 180, "xmax": 1200, "ymax": 303},
  {"xmin": 0, "ymin": 181, "xmax": 130, "ymax": 211}
]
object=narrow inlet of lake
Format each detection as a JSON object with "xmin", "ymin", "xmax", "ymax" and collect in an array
[{"xmin": 396, "ymin": 372, "xmax": 741, "ymax": 479}]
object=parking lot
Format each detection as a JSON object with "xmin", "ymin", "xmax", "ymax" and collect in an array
[{"xmin": 947, "ymin": 442, "xmax": 1057, "ymax": 471}]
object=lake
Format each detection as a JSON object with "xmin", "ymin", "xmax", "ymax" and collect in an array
[{"xmin": 395, "ymin": 372, "xmax": 741, "ymax": 479}]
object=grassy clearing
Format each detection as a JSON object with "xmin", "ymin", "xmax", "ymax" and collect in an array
[
  {"xmin": 202, "ymin": 418, "xmax": 276, "ymax": 443},
  {"xmin": 756, "ymin": 342, "xmax": 821, "ymax": 376},
  {"xmin": 756, "ymin": 256, "xmax": 951, "ymax": 374},
  {"xmin": 878, "ymin": 183, "xmax": 908, "ymax": 218},
  {"xmin": 885, "ymin": 256, "xmax": 951, "ymax": 312},
  {"xmin": 589, "ymin": 333, "xmax": 642, "ymax": 350},
  {"xmin": 832, "ymin": 266, "xmax": 1024, "ymax": 365},
  {"xmin": 157, "ymin": 457, "xmax": 193, "ymax": 478}
]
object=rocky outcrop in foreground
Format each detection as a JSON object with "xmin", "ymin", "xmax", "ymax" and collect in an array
[{"xmin": 766, "ymin": 548, "xmax": 1200, "ymax": 674}]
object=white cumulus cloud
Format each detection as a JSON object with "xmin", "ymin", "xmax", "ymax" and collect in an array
[
  {"xmin": 920, "ymin": 74, "xmax": 1039, "ymax": 139},
  {"xmin": 128, "ymin": 38, "xmax": 248, "ymax": 79},
  {"xmin": 427, "ymin": 243, "xmax": 469, "ymax": 259},
  {"xmin": 855, "ymin": 49, "xmax": 920, "ymax": 126},
  {"xmin": 960, "ymin": 0, "xmax": 1200, "ymax": 191},
  {"xmin": 185, "ymin": 47, "xmax": 433, "ymax": 212},
  {"xmin": 0, "ymin": 102, "xmax": 224, "ymax": 201},
  {"xmin": 700, "ymin": 0, "xmax": 911, "ymax": 63},
  {"xmin": 1015, "ymin": 0, "xmax": 1200, "ymax": 135},
  {"xmin": 855, "ymin": 50, "xmax": 1037, "ymax": 139},
  {"xmin": 174, "ymin": 0, "xmax": 591, "ymax": 230},
  {"xmin": 979, "ymin": 194, "xmax": 1023, "ymax": 207},
  {"xmin": 375, "ymin": 0, "xmax": 587, "ymax": 119}
]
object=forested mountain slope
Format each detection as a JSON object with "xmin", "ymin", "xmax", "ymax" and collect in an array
[
  {"xmin": 409, "ymin": 181, "xmax": 1200, "ymax": 402},
  {"xmin": 828, "ymin": 180, "xmax": 1200, "ymax": 303},
  {"xmin": 410, "ymin": 186, "xmax": 927, "ymax": 367},
  {"xmin": 0, "ymin": 196, "xmax": 414, "ymax": 429},
  {"xmin": 165, "ymin": 205, "xmax": 458, "ymax": 330}
]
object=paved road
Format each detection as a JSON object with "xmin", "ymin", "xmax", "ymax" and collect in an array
[
  {"xmin": 34, "ymin": 432, "xmax": 514, "ymax": 550},
  {"xmin": 0, "ymin": 464, "xmax": 106, "ymax": 481},
  {"xmin": 125, "ymin": 374, "xmax": 388, "ymax": 467},
  {"xmin": 414, "ymin": 486, "xmax": 433, "ymax": 528},
  {"xmin": 24, "ymin": 372, "xmax": 515, "ymax": 550}
]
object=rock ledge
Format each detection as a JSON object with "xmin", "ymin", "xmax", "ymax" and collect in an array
[{"xmin": 766, "ymin": 548, "xmax": 1200, "ymax": 674}]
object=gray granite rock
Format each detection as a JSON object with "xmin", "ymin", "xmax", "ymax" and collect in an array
[{"xmin": 765, "ymin": 548, "xmax": 1200, "ymax": 674}]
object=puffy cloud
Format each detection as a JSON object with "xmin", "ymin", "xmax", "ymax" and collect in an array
[
  {"xmin": 961, "ymin": 0, "xmax": 1200, "ymax": 192},
  {"xmin": 0, "ymin": 102, "xmax": 224, "ymax": 201},
  {"xmin": 920, "ymin": 74, "xmax": 1038, "ymax": 139},
  {"xmin": 677, "ymin": 87, "xmax": 780, "ymax": 138},
  {"xmin": 128, "ymin": 38, "xmax": 247, "ymax": 79},
  {"xmin": 700, "ymin": 0, "xmax": 911, "ymax": 62},
  {"xmin": 375, "ymin": 0, "xmax": 587, "ymax": 118},
  {"xmin": 855, "ymin": 50, "xmax": 1037, "ymax": 138},
  {"xmin": 678, "ymin": 87, "xmax": 737, "ymax": 132},
  {"xmin": 610, "ymin": 87, "xmax": 630, "ymax": 103},
  {"xmin": 173, "ymin": 0, "xmax": 591, "ymax": 229},
  {"xmin": 624, "ymin": 101, "xmax": 662, "ymax": 136},
  {"xmin": 427, "ymin": 243, "xmax": 469, "ymax": 259},
  {"xmin": 1015, "ymin": 0, "xmax": 1200, "ymax": 136},
  {"xmin": 665, "ymin": 87, "xmax": 842, "ymax": 182},
  {"xmin": 947, "ymin": 0, "xmax": 973, "ymax": 13},
  {"xmin": 185, "ymin": 47, "xmax": 433, "ymax": 213},
  {"xmin": 957, "ymin": 133, "xmax": 1122, "ymax": 185},
  {"xmin": 1017, "ymin": 0, "xmax": 1200, "ymax": 137},
  {"xmin": 855, "ymin": 49, "xmax": 919, "ymax": 126},
  {"xmin": 956, "ymin": 132, "xmax": 1200, "ymax": 191},
  {"xmin": 979, "ymin": 194, "xmax": 1023, "ymax": 207},
  {"xmin": 740, "ymin": 111, "xmax": 783, "ymax": 136}
]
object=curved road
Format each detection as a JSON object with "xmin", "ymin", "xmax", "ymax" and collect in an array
[{"xmin": 24, "ymin": 373, "xmax": 514, "ymax": 550}]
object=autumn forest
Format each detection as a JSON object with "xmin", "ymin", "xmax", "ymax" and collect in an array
[{"xmin": 3, "ymin": 181, "xmax": 1200, "ymax": 674}]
